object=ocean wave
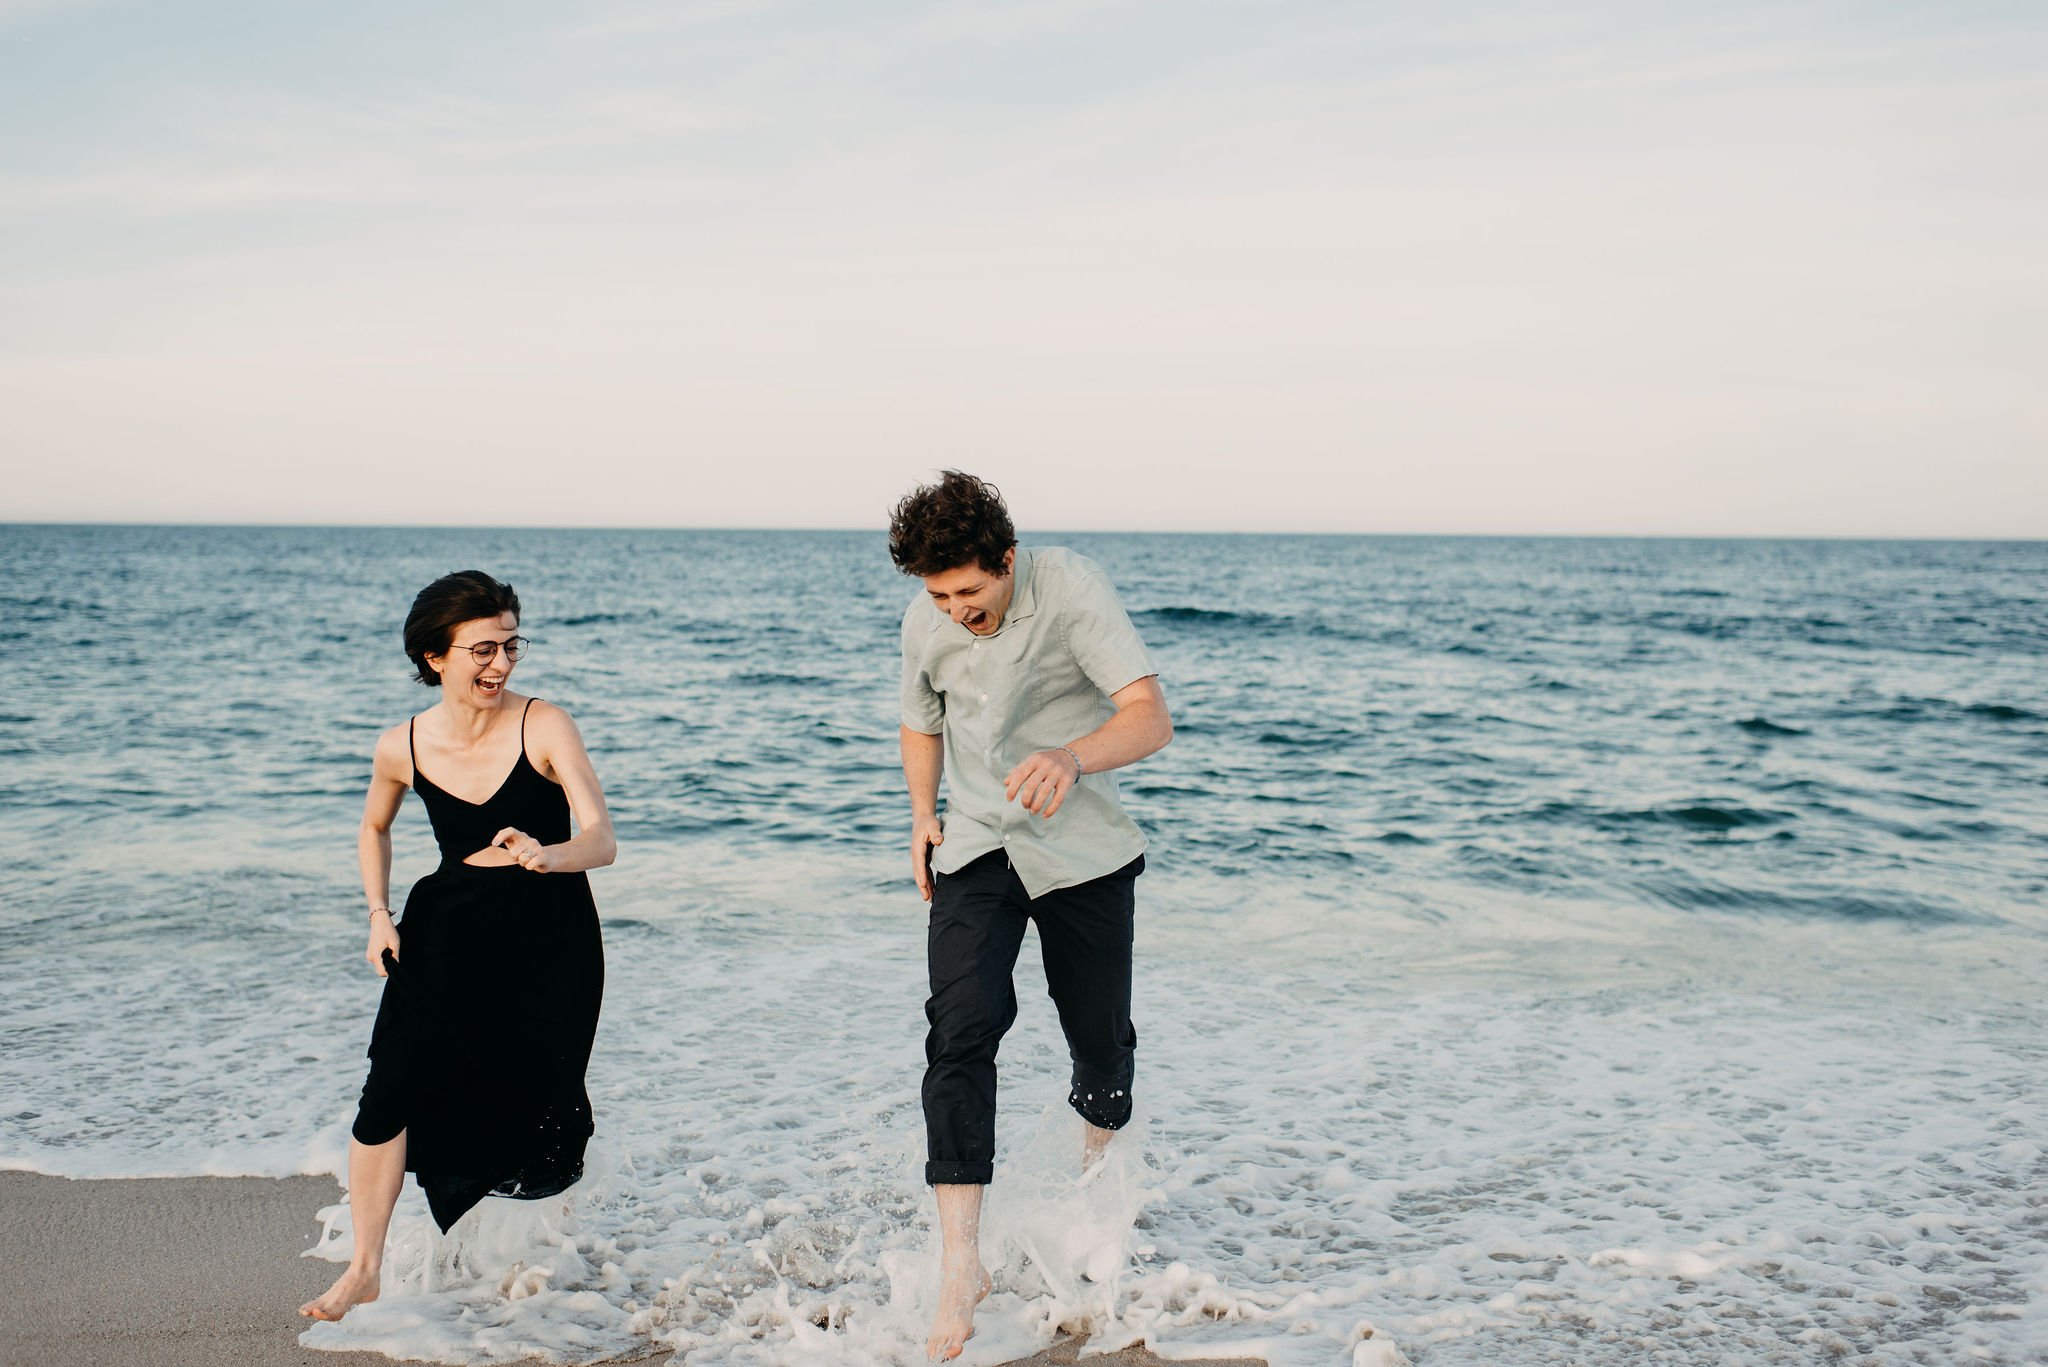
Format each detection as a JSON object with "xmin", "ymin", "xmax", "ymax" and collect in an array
[
  {"xmin": 1736, "ymin": 717, "xmax": 1808, "ymax": 736},
  {"xmin": 1966, "ymin": 702, "xmax": 2040, "ymax": 722},
  {"xmin": 726, "ymin": 671, "xmax": 837, "ymax": 687},
  {"xmin": 1130, "ymin": 783, "xmax": 1213, "ymax": 799},
  {"xmin": 1642, "ymin": 612, "xmax": 1753, "ymax": 639},
  {"xmin": 1637, "ymin": 878, "xmax": 1978, "ymax": 923},
  {"xmin": 1132, "ymin": 606, "xmax": 1297, "ymax": 634},
  {"xmin": 1137, "ymin": 605, "xmax": 1256, "ymax": 624},
  {"xmin": 1860, "ymin": 696, "xmax": 2046, "ymax": 725},
  {"xmin": 1522, "ymin": 801, "xmax": 1796, "ymax": 832},
  {"xmin": 1633, "ymin": 804, "xmax": 1795, "ymax": 831},
  {"xmin": 1254, "ymin": 729, "xmax": 1356, "ymax": 750},
  {"xmin": 0, "ymin": 593, "xmax": 106, "ymax": 616}
]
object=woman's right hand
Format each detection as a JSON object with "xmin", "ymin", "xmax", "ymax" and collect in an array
[{"xmin": 366, "ymin": 912, "xmax": 400, "ymax": 977}]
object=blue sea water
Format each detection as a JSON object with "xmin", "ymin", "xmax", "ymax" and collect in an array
[{"xmin": 2, "ymin": 526, "xmax": 2045, "ymax": 1365}]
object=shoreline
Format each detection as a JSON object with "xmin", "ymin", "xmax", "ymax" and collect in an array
[{"xmin": 0, "ymin": 1172, "xmax": 1262, "ymax": 1367}]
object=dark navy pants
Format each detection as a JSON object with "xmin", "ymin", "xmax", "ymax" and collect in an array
[{"xmin": 923, "ymin": 850, "xmax": 1143, "ymax": 1186}]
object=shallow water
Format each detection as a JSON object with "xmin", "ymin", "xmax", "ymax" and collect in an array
[{"xmin": 3, "ymin": 526, "xmax": 2045, "ymax": 1364}]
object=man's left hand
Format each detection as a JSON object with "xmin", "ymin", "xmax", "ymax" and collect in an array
[{"xmin": 1004, "ymin": 749, "xmax": 1081, "ymax": 819}]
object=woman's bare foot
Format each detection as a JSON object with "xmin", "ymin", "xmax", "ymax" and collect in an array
[
  {"xmin": 925, "ymin": 1258, "xmax": 992, "ymax": 1362},
  {"xmin": 298, "ymin": 1265, "xmax": 381, "ymax": 1321}
]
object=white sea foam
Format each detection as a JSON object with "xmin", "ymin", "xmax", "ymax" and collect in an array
[
  {"xmin": 271, "ymin": 877, "xmax": 2048, "ymax": 1366},
  {"xmin": 9, "ymin": 865, "xmax": 2047, "ymax": 1364}
]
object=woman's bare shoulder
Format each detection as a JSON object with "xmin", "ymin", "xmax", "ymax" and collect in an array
[
  {"xmin": 524, "ymin": 696, "xmax": 582, "ymax": 732},
  {"xmin": 370, "ymin": 717, "xmax": 417, "ymax": 779}
]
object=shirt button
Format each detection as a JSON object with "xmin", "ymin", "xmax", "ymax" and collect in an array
[{"xmin": 980, "ymin": 693, "xmax": 989, "ymax": 702}]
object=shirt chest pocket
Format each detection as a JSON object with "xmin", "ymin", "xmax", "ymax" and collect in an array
[
  {"xmin": 989, "ymin": 632, "xmax": 1050, "ymax": 712},
  {"xmin": 934, "ymin": 636, "xmax": 1033, "ymax": 713}
]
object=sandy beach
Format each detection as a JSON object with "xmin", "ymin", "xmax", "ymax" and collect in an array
[{"xmin": 0, "ymin": 1172, "xmax": 1263, "ymax": 1367}]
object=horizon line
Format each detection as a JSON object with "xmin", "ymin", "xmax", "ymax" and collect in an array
[{"xmin": 2, "ymin": 518, "xmax": 2044, "ymax": 543}]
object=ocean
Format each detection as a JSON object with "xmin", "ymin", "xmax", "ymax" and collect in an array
[{"xmin": 2, "ymin": 525, "xmax": 2044, "ymax": 1365}]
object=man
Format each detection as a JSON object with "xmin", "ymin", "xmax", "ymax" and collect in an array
[{"xmin": 890, "ymin": 470, "xmax": 1174, "ymax": 1361}]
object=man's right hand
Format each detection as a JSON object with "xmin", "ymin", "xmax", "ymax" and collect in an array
[{"xmin": 910, "ymin": 815, "xmax": 944, "ymax": 902}]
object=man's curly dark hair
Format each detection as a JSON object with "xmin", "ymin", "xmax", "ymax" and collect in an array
[{"xmin": 888, "ymin": 470, "xmax": 1017, "ymax": 577}]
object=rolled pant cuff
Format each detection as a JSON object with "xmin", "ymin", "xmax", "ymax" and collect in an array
[
  {"xmin": 926, "ymin": 1160, "xmax": 994, "ymax": 1186},
  {"xmin": 1067, "ymin": 1084, "xmax": 1134, "ymax": 1131}
]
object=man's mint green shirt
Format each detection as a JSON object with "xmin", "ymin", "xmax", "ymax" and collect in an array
[{"xmin": 901, "ymin": 547, "xmax": 1158, "ymax": 899}]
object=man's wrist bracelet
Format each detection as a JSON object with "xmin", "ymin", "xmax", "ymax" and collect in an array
[{"xmin": 1059, "ymin": 745, "xmax": 1085, "ymax": 778}]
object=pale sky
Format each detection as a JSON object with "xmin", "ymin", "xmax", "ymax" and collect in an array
[{"xmin": 1, "ymin": 0, "xmax": 2043, "ymax": 535}]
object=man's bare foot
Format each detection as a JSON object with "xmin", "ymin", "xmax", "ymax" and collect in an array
[
  {"xmin": 925, "ymin": 1258, "xmax": 992, "ymax": 1362},
  {"xmin": 1082, "ymin": 1122, "xmax": 1114, "ymax": 1173},
  {"xmin": 298, "ymin": 1265, "xmax": 381, "ymax": 1321}
]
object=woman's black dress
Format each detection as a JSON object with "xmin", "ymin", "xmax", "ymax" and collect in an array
[{"xmin": 351, "ymin": 699, "xmax": 605, "ymax": 1232}]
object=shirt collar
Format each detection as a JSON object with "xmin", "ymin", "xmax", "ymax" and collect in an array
[{"xmin": 996, "ymin": 547, "xmax": 1037, "ymax": 632}]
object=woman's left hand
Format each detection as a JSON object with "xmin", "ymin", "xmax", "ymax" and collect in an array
[{"xmin": 492, "ymin": 826, "xmax": 556, "ymax": 873}]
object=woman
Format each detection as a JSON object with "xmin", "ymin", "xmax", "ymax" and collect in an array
[{"xmin": 301, "ymin": 570, "xmax": 615, "ymax": 1322}]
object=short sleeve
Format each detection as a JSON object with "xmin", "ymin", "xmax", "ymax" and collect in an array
[
  {"xmin": 900, "ymin": 601, "xmax": 945, "ymax": 733},
  {"xmin": 1061, "ymin": 570, "xmax": 1157, "ymax": 698}
]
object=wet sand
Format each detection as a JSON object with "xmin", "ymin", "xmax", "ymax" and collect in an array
[{"xmin": 0, "ymin": 1172, "xmax": 1261, "ymax": 1367}]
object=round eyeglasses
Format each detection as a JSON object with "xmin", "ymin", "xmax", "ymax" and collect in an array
[{"xmin": 445, "ymin": 636, "xmax": 529, "ymax": 664}]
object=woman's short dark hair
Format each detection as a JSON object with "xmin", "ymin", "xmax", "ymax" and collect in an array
[
  {"xmin": 888, "ymin": 470, "xmax": 1017, "ymax": 577},
  {"xmin": 404, "ymin": 571, "xmax": 521, "ymax": 687}
]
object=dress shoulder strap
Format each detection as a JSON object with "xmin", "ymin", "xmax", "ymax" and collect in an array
[{"xmin": 407, "ymin": 716, "xmax": 419, "ymax": 786}]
